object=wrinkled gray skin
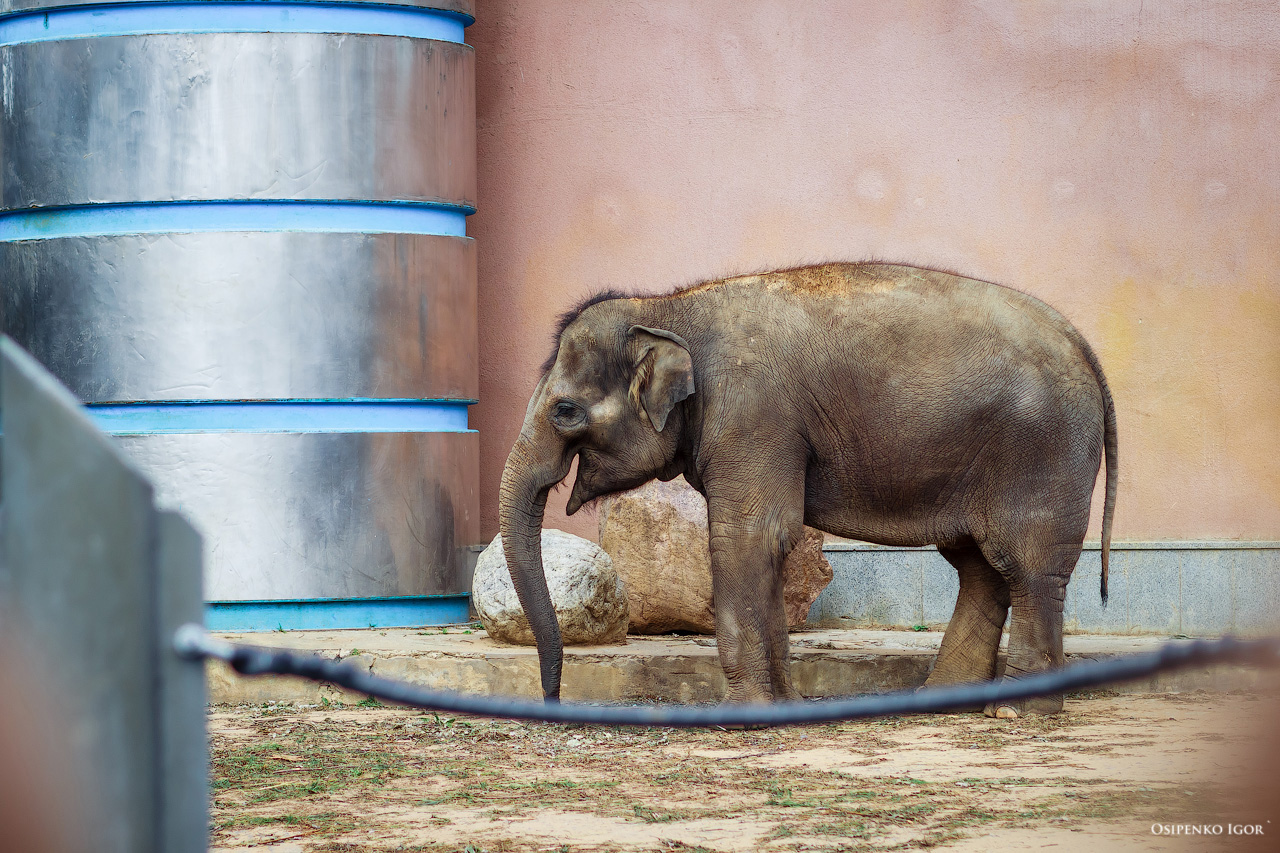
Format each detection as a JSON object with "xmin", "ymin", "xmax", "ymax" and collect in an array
[{"xmin": 499, "ymin": 262, "xmax": 1117, "ymax": 717}]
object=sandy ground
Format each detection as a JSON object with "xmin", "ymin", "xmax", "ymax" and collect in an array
[{"xmin": 209, "ymin": 691, "xmax": 1279, "ymax": 853}]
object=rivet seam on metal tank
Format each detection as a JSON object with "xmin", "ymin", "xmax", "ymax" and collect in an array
[
  {"xmin": 0, "ymin": 1, "xmax": 471, "ymax": 47},
  {"xmin": 0, "ymin": 200, "xmax": 472, "ymax": 241},
  {"xmin": 83, "ymin": 400, "xmax": 477, "ymax": 434}
]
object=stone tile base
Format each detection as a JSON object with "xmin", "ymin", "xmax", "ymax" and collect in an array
[{"xmin": 811, "ymin": 542, "xmax": 1280, "ymax": 636}]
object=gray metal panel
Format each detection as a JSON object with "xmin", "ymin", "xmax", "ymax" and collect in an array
[
  {"xmin": 117, "ymin": 430, "xmax": 479, "ymax": 600},
  {"xmin": 1, "ymin": 0, "xmax": 476, "ymax": 15},
  {"xmin": 0, "ymin": 340, "xmax": 157, "ymax": 851},
  {"xmin": 0, "ymin": 338, "xmax": 206, "ymax": 853},
  {"xmin": 155, "ymin": 511, "xmax": 209, "ymax": 853},
  {"xmin": 1, "ymin": 32, "xmax": 476, "ymax": 209},
  {"xmin": 0, "ymin": 232, "xmax": 477, "ymax": 401}
]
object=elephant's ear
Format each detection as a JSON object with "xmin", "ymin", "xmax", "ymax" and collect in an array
[{"xmin": 628, "ymin": 325, "xmax": 695, "ymax": 432}]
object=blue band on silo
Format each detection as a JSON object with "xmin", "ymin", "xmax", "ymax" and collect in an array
[
  {"xmin": 84, "ymin": 399, "xmax": 475, "ymax": 435},
  {"xmin": 204, "ymin": 594, "xmax": 473, "ymax": 632},
  {"xmin": 0, "ymin": 1, "xmax": 471, "ymax": 47},
  {"xmin": 0, "ymin": 200, "xmax": 470, "ymax": 241}
]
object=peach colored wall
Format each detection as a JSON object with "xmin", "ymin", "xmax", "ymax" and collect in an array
[{"xmin": 468, "ymin": 1, "xmax": 1280, "ymax": 544}]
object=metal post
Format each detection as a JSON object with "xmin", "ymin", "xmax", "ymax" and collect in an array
[{"xmin": 0, "ymin": 337, "xmax": 207, "ymax": 853}]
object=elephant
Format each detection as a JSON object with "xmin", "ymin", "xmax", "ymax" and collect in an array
[{"xmin": 498, "ymin": 262, "xmax": 1117, "ymax": 717}]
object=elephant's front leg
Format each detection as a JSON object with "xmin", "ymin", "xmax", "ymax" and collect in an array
[{"xmin": 705, "ymin": 480, "xmax": 805, "ymax": 703}]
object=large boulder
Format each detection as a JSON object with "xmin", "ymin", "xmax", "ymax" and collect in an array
[
  {"xmin": 599, "ymin": 477, "xmax": 833, "ymax": 634},
  {"xmin": 472, "ymin": 529, "xmax": 629, "ymax": 645}
]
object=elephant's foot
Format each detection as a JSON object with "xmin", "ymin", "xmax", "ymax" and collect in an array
[
  {"xmin": 923, "ymin": 669, "xmax": 990, "ymax": 690},
  {"xmin": 921, "ymin": 667, "xmax": 992, "ymax": 714},
  {"xmin": 769, "ymin": 672, "xmax": 804, "ymax": 703},
  {"xmin": 717, "ymin": 687, "xmax": 771, "ymax": 730},
  {"xmin": 717, "ymin": 676, "xmax": 802, "ymax": 729},
  {"xmin": 984, "ymin": 702, "xmax": 1024, "ymax": 719},
  {"xmin": 983, "ymin": 692, "xmax": 1064, "ymax": 719},
  {"xmin": 722, "ymin": 681, "xmax": 774, "ymax": 705},
  {"xmin": 721, "ymin": 683, "xmax": 800, "ymax": 704}
]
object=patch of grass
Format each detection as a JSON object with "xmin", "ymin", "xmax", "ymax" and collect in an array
[
  {"xmin": 653, "ymin": 767, "xmax": 718, "ymax": 783},
  {"xmin": 946, "ymin": 730, "xmax": 1010, "ymax": 751},
  {"xmin": 211, "ymin": 740, "xmax": 407, "ymax": 805},
  {"xmin": 1065, "ymin": 688, "xmax": 1123, "ymax": 700},
  {"xmin": 414, "ymin": 792, "xmax": 473, "ymax": 807},
  {"xmin": 209, "ymin": 695, "xmax": 1245, "ymax": 853},
  {"xmin": 214, "ymin": 811, "xmax": 360, "ymax": 835},
  {"xmin": 504, "ymin": 778, "xmax": 619, "ymax": 795},
  {"xmin": 764, "ymin": 784, "xmax": 818, "ymax": 808},
  {"xmin": 632, "ymin": 803, "xmax": 687, "ymax": 823},
  {"xmin": 811, "ymin": 819, "xmax": 871, "ymax": 838}
]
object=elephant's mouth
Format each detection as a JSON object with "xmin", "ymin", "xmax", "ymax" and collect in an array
[{"xmin": 565, "ymin": 457, "xmax": 596, "ymax": 515}]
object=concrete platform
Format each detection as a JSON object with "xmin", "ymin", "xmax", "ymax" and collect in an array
[{"xmin": 206, "ymin": 627, "xmax": 1274, "ymax": 705}]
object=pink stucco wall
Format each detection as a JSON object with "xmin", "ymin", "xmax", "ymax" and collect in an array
[{"xmin": 468, "ymin": 1, "xmax": 1280, "ymax": 544}]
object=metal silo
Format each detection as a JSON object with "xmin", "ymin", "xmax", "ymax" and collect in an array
[{"xmin": 0, "ymin": 0, "xmax": 479, "ymax": 630}]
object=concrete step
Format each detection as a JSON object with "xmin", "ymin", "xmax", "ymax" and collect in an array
[{"xmin": 205, "ymin": 627, "xmax": 1272, "ymax": 706}]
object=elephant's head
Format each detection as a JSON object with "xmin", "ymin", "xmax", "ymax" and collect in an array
[{"xmin": 497, "ymin": 300, "xmax": 696, "ymax": 699}]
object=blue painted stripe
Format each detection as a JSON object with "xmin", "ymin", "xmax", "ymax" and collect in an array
[
  {"xmin": 0, "ymin": 200, "xmax": 470, "ymax": 241},
  {"xmin": 84, "ymin": 399, "xmax": 474, "ymax": 434},
  {"xmin": 205, "ymin": 594, "xmax": 473, "ymax": 632},
  {"xmin": 0, "ymin": 2, "xmax": 470, "ymax": 47}
]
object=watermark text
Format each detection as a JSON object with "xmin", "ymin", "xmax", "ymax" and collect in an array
[{"xmin": 1152, "ymin": 824, "xmax": 1266, "ymax": 836}]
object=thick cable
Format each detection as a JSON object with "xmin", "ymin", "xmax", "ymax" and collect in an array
[{"xmin": 173, "ymin": 625, "xmax": 1280, "ymax": 728}]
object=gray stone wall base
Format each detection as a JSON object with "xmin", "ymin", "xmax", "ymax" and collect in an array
[{"xmin": 811, "ymin": 542, "xmax": 1280, "ymax": 636}]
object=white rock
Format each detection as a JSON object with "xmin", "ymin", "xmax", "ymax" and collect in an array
[{"xmin": 472, "ymin": 529, "xmax": 629, "ymax": 646}]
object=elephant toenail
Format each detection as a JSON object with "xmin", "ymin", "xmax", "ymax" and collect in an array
[{"xmin": 995, "ymin": 705, "xmax": 1020, "ymax": 719}]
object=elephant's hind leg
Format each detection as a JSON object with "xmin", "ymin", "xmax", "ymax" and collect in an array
[
  {"xmin": 925, "ymin": 546, "xmax": 1010, "ymax": 691},
  {"xmin": 979, "ymin": 538, "xmax": 1075, "ymax": 718}
]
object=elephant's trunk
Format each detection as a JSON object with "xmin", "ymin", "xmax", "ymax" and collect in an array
[{"xmin": 497, "ymin": 435, "xmax": 569, "ymax": 701}]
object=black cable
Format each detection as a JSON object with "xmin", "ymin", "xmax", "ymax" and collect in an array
[{"xmin": 174, "ymin": 625, "xmax": 1280, "ymax": 728}]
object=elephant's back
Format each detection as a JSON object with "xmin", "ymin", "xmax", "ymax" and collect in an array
[
  {"xmin": 775, "ymin": 263, "xmax": 1106, "ymax": 451},
  {"xmin": 707, "ymin": 262, "xmax": 1086, "ymax": 349},
  {"xmin": 783, "ymin": 263, "xmax": 1091, "ymax": 377},
  {"xmin": 673, "ymin": 260, "xmax": 1103, "ymax": 411}
]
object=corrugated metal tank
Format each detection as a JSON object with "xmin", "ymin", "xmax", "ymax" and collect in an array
[{"xmin": 0, "ymin": 0, "xmax": 479, "ymax": 630}]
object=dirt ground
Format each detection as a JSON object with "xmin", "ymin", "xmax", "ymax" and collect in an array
[{"xmin": 209, "ymin": 691, "xmax": 1278, "ymax": 853}]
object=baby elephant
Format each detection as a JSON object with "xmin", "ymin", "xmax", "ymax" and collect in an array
[{"xmin": 499, "ymin": 262, "xmax": 1116, "ymax": 717}]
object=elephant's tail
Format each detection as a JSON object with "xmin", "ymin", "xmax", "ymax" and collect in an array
[{"xmin": 1079, "ymin": 338, "xmax": 1118, "ymax": 605}]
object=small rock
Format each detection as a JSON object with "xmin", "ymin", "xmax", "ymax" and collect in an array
[
  {"xmin": 598, "ymin": 476, "xmax": 834, "ymax": 634},
  {"xmin": 472, "ymin": 529, "xmax": 629, "ymax": 645}
]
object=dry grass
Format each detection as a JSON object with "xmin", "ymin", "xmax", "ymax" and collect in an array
[{"xmin": 209, "ymin": 693, "xmax": 1274, "ymax": 852}]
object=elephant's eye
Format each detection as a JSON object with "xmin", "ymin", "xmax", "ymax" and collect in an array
[{"xmin": 550, "ymin": 400, "xmax": 585, "ymax": 428}]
